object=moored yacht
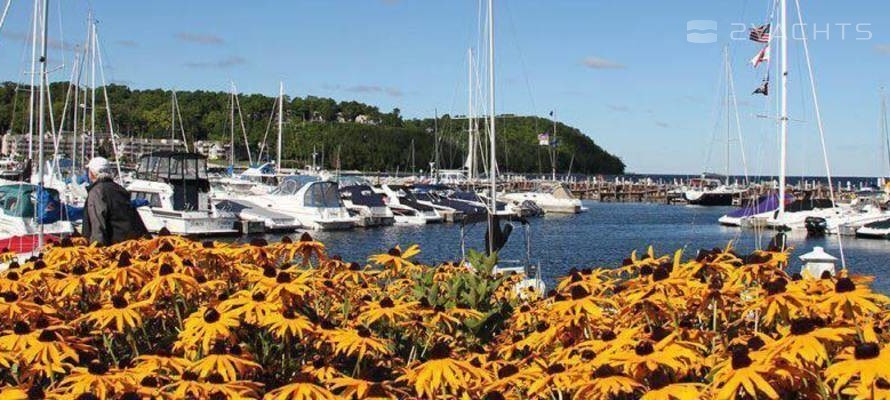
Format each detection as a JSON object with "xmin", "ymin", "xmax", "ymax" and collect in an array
[
  {"xmin": 339, "ymin": 183, "xmax": 395, "ymax": 227},
  {"xmin": 683, "ymin": 176, "xmax": 746, "ymax": 206},
  {"xmin": 0, "ymin": 183, "xmax": 75, "ymax": 253},
  {"xmin": 228, "ymin": 176, "xmax": 356, "ymax": 231},
  {"xmin": 127, "ymin": 152, "xmax": 239, "ymax": 236},
  {"xmin": 502, "ymin": 182, "xmax": 583, "ymax": 214},
  {"xmin": 376, "ymin": 185, "xmax": 443, "ymax": 225}
]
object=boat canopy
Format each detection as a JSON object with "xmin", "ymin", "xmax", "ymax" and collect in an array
[
  {"xmin": 0, "ymin": 184, "xmax": 63, "ymax": 222},
  {"xmin": 304, "ymin": 182, "xmax": 343, "ymax": 208},
  {"xmin": 136, "ymin": 152, "xmax": 208, "ymax": 182},
  {"xmin": 725, "ymin": 194, "xmax": 792, "ymax": 218},
  {"xmin": 340, "ymin": 185, "xmax": 386, "ymax": 207}
]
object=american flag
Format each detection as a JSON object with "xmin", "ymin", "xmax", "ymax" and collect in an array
[{"xmin": 749, "ymin": 24, "xmax": 771, "ymax": 43}]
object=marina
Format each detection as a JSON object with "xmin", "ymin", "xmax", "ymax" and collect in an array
[{"xmin": 1, "ymin": 0, "xmax": 890, "ymax": 398}]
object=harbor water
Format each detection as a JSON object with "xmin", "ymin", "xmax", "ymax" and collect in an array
[{"xmin": 231, "ymin": 201, "xmax": 890, "ymax": 293}]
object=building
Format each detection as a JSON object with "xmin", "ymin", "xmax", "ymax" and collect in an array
[{"xmin": 1, "ymin": 133, "xmax": 226, "ymax": 162}]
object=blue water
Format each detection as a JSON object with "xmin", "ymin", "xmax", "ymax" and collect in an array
[{"xmin": 249, "ymin": 201, "xmax": 890, "ymax": 292}]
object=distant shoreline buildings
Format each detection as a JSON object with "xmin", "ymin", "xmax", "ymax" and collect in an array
[{"xmin": 1, "ymin": 132, "xmax": 228, "ymax": 162}]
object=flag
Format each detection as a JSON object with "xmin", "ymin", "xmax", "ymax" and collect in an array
[
  {"xmin": 538, "ymin": 133, "xmax": 550, "ymax": 146},
  {"xmin": 749, "ymin": 24, "xmax": 771, "ymax": 43},
  {"xmin": 750, "ymin": 45, "xmax": 770, "ymax": 68},
  {"xmin": 753, "ymin": 80, "xmax": 769, "ymax": 96},
  {"xmin": 549, "ymin": 110, "xmax": 554, "ymax": 117}
]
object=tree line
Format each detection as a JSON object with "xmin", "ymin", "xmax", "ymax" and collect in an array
[{"xmin": 0, "ymin": 81, "xmax": 625, "ymax": 174}]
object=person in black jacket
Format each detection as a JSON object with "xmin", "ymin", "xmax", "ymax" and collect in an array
[{"xmin": 81, "ymin": 157, "xmax": 149, "ymax": 246}]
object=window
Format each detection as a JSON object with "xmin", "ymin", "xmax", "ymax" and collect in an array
[
  {"xmin": 304, "ymin": 182, "xmax": 342, "ymax": 208},
  {"xmin": 131, "ymin": 191, "xmax": 162, "ymax": 208}
]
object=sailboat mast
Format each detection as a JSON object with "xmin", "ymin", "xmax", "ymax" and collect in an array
[
  {"xmin": 882, "ymin": 88, "xmax": 889, "ymax": 177},
  {"xmin": 36, "ymin": 0, "xmax": 48, "ymax": 247},
  {"xmin": 467, "ymin": 48, "xmax": 476, "ymax": 181},
  {"xmin": 277, "ymin": 82, "xmax": 284, "ymax": 171},
  {"xmin": 229, "ymin": 85, "xmax": 235, "ymax": 165},
  {"xmin": 777, "ymin": 0, "xmax": 789, "ymax": 220},
  {"xmin": 170, "ymin": 90, "xmax": 176, "ymax": 151},
  {"xmin": 27, "ymin": 0, "xmax": 39, "ymax": 161},
  {"xmin": 90, "ymin": 18, "xmax": 97, "ymax": 158},
  {"xmin": 487, "ymin": 0, "xmax": 496, "ymax": 254},
  {"xmin": 551, "ymin": 112, "xmax": 557, "ymax": 181},
  {"xmin": 724, "ymin": 47, "xmax": 731, "ymax": 185}
]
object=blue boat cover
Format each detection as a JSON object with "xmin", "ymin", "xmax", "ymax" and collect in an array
[{"xmin": 725, "ymin": 194, "xmax": 792, "ymax": 218}]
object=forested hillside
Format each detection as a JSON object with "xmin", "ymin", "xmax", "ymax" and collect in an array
[{"xmin": 0, "ymin": 82, "xmax": 625, "ymax": 174}]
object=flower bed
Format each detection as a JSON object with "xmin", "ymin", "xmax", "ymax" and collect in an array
[{"xmin": 0, "ymin": 235, "xmax": 888, "ymax": 399}]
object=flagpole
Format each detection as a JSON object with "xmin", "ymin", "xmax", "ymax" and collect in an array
[
  {"xmin": 778, "ymin": 0, "xmax": 788, "ymax": 223},
  {"xmin": 487, "ymin": 0, "xmax": 496, "ymax": 255}
]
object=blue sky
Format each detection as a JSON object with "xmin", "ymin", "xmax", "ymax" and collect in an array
[{"xmin": 1, "ymin": 0, "xmax": 889, "ymax": 176}]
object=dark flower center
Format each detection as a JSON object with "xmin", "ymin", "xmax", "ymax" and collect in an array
[
  {"xmin": 854, "ymin": 342, "xmax": 881, "ymax": 360},
  {"xmin": 72, "ymin": 265, "xmax": 87, "ymax": 276},
  {"xmin": 13, "ymin": 321, "xmax": 30, "ymax": 335},
  {"xmin": 87, "ymin": 361, "xmax": 109, "ymax": 375},
  {"xmin": 519, "ymin": 304, "xmax": 531, "ymax": 313},
  {"xmin": 300, "ymin": 232, "xmax": 313, "ymax": 242},
  {"xmin": 37, "ymin": 330, "xmax": 57, "ymax": 342},
  {"xmin": 281, "ymin": 235, "xmax": 293, "ymax": 244},
  {"xmin": 33, "ymin": 260, "xmax": 46, "ymax": 270},
  {"xmin": 141, "ymin": 376, "xmax": 160, "ymax": 387},
  {"xmin": 387, "ymin": 247, "xmax": 401, "ymax": 257},
  {"xmin": 204, "ymin": 308, "xmax": 221, "ymax": 323},
  {"xmin": 764, "ymin": 278, "xmax": 788, "ymax": 296},
  {"xmin": 546, "ymin": 363, "xmax": 566, "ymax": 375},
  {"xmin": 202, "ymin": 241, "xmax": 215, "ymax": 248},
  {"xmin": 159, "ymin": 242, "xmax": 175, "ymax": 252},
  {"xmin": 117, "ymin": 252, "xmax": 132, "ymax": 267},
  {"xmin": 647, "ymin": 369, "xmax": 671, "ymax": 389},
  {"xmin": 276, "ymin": 271, "xmax": 292, "ymax": 283},
  {"xmin": 349, "ymin": 262, "xmax": 361, "ymax": 271},
  {"xmin": 790, "ymin": 318, "xmax": 816, "ymax": 335},
  {"xmin": 649, "ymin": 326, "xmax": 672, "ymax": 342},
  {"xmin": 206, "ymin": 373, "xmax": 225, "ymax": 384},
  {"xmin": 593, "ymin": 365, "xmax": 619, "ymax": 378},
  {"xmin": 76, "ymin": 394, "xmax": 99, "ymax": 400},
  {"xmin": 878, "ymin": 379, "xmax": 890, "ymax": 389},
  {"xmin": 634, "ymin": 341, "xmax": 655, "ymax": 356},
  {"xmin": 357, "ymin": 327, "xmax": 372, "ymax": 338},
  {"xmin": 581, "ymin": 350, "xmax": 596, "ymax": 360},
  {"xmin": 747, "ymin": 336, "xmax": 766, "ymax": 351},
  {"xmin": 5, "ymin": 271, "xmax": 18, "ymax": 281},
  {"xmin": 282, "ymin": 309, "xmax": 297, "ymax": 320},
  {"xmin": 570, "ymin": 286, "xmax": 589, "ymax": 300},
  {"xmin": 497, "ymin": 364, "xmax": 519, "ymax": 379},
  {"xmin": 379, "ymin": 297, "xmax": 395, "ymax": 308},
  {"xmin": 182, "ymin": 371, "xmax": 199, "ymax": 381},
  {"xmin": 250, "ymin": 238, "xmax": 267, "ymax": 247},
  {"xmin": 111, "ymin": 295, "xmax": 129, "ymax": 309},
  {"xmin": 26, "ymin": 386, "xmax": 45, "ymax": 400},
  {"xmin": 731, "ymin": 347, "xmax": 753, "ymax": 369},
  {"xmin": 210, "ymin": 341, "xmax": 229, "ymax": 355},
  {"xmin": 639, "ymin": 265, "xmax": 653, "ymax": 276},
  {"xmin": 600, "ymin": 330, "xmax": 617, "ymax": 342},
  {"xmin": 652, "ymin": 267, "xmax": 670, "ymax": 282},
  {"xmin": 536, "ymin": 322, "xmax": 550, "ymax": 333},
  {"xmin": 427, "ymin": 341, "xmax": 452, "ymax": 360},
  {"xmin": 119, "ymin": 393, "xmax": 140, "ymax": 400},
  {"xmin": 158, "ymin": 263, "xmax": 174, "ymax": 276},
  {"xmin": 252, "ymin": 292, "xmax": 266, "ymax": 302},
  {"xmin": 1, "ymin": 291, "xmax": 18, "ymax": 302},
  {"xmin": 835, "ymin": 278, "xmax": 856, "ymax": 293},
  {"xmin": 263, "ymin": 266, "xmax": 277, "ymax": 278}
]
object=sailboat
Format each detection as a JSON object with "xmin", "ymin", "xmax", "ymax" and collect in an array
[
  {"xmin": 459, "ymin": 0, "xmax": 543, "ymax": 294},
  {"xmin": 687, "ymin": 47, "xmax": 748, "ymax": 207},
  {"xmin": 738, "ymin": 0, "xmax": 846, "ymax": 232}
]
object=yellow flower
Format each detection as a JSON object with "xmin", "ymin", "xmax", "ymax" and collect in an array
[
  {"xmin": 368, "ymin": 245, "xmax": 420, "ymax": 272},
  {"xmin": 75, "ymin": 295, "xmax": 150, "ymax": 332},
  {"xmin": 401, "ymin": 342, "xmax": 490, "ymax": 398},
  {"xmin": 263, "ymin": 379, "xmax": 338, "ymax": 400},
  {"xmin": 824, "ymin": 342, "xmax": 890, "ymax": 395}
]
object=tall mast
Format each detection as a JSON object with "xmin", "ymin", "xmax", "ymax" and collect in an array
[
  {"xmin": 487, "ymin": 0, "xmax": 496, "ymax": 254},
  {"xmin": 36, "ymin": 0, "xmax": 48, "ymax": 247},
  {"xmin": 0, "ymin": 0, "xmax": 13, "ymax": 35},
  {"xmin": 277, "ymin": 82, "xmax": 284, "ymax": 171},
  {"xmin": 777, "ymin": 0, "xmax": 789, "ymax": 220},
  {"xmin": 27, "ymin": 0, "xmax": 39, "ymax": 160},
  {"xmin": 551, "ymin": 111, "xmax": 557, "ymax": 181},
  {"xmin": 229, "ymin": 85, "xmax": 235, "ymax": 165},
  {"xmin": 467, "ymin": 48, "xmax": 476, "ymax": 181},
  {"xmin": 724, "ymin": 46, "xmax": 731, "ymax": 185},
  {"xmin": 882, "ymin": 88, "xmax": 889, "ymax": 177},
  {"xmin": 90, "ymin": 17, "xmax": 97, "ymax": 158},
  {"xmin": 170, "ymin": 90, "xmax": 176, "ymax": 151}
]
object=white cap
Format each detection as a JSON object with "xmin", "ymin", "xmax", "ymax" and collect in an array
[{"xmin": 86, "ymin": 157, "xmax": 111, "ymax": 175}]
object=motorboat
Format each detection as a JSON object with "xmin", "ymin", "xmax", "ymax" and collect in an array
[
  {"xmin": 0, "ymin": 183, "xmax": 75, "ymax": 253},
  {"xmin": 856, "ymin": 217, "xmax": 890, "ymax": 239},
  {"xmin": 502, "ymin": 182, "xmax": 583, "ymax": 214},
  {"xmin": 376, "ymin": 185, "xmax": 443, "ymax": 225},
  {"xmin": 683, "ymin": 176, "xmax": 746, "ymax": 206},
  {"xmin": 740, "ymin": 198, "xmax": 837, "ymax": 231},
  {"xmin": 339, "ymin": 184, "xmax": 395, "ymax": 227},
  {"xmin": 805, "ymin": 200, "xmax": 889, "ymax": 236},
  {"xmin": 225, "ymin": 176, "xmax": 356, "ymax": 231},
  {"xmin": 410, "ymin": 184, "xmax": 487, "ymax": 222},
  {"xmin": 127, "ymin": 152, "xmax": 239, "ymax": 236}
]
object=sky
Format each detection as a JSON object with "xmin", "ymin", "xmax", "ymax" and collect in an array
[{"xmin": 1, "ymin": 0, "xmax": 889, "ymax": 177}]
